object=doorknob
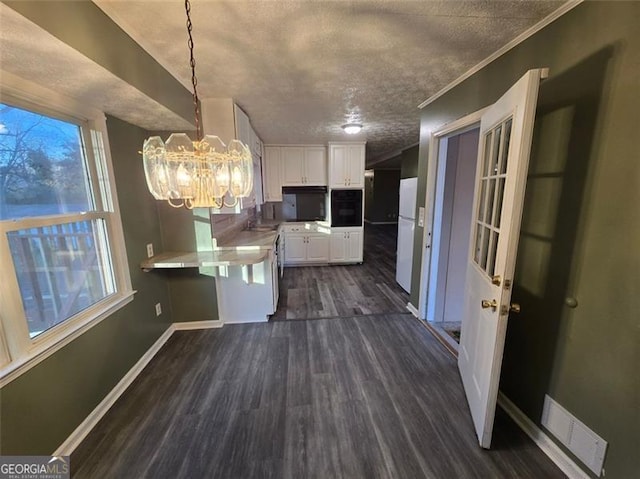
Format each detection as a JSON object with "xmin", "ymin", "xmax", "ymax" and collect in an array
[
  {"xmin": 481, "ymin": 299, "xmax": 498, "ymax": 310},
  {"xmin": 491, "ymin": 275, "xmax": 501, "ymax": 286}
]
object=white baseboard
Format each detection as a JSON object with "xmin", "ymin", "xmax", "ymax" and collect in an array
[
  {"xmin": 53, "ymin": 326, "xmax": 174, "ymax": 456},
  {"xmin": 406, "ymin": 302, "xmax": 419, "ymax": 318},
  {"xmin": 221, "ymin": 317, "xmax": 269, "ymax": 324},
  {"xmin": 497, "ymin": 392, "xmax": 589, "ymax": 479},
  {"xmin": 173, "ymin": 320, "xmax": 223, "ymax": 330},
  {"xmin": 53, "ymin": 319, "xmax": 225, "ymax": 456}
]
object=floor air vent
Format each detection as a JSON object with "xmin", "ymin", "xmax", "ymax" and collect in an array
[{"xmin": 541, "ymin": 394, "xmax": 608, "ymax": 476}]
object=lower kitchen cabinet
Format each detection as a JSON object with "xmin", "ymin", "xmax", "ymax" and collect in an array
[
  {"xmin": 283, "ymin": 232, "xmax": 329, "ymax": 264},
  {"xmin": 215, "ymin": 250, "xmax": 279, "ymax": 323},
  {"xmin": 329, "ymin": 227, "xmax": 363, "ymax": 263}
]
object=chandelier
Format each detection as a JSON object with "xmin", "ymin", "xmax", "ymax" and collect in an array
[{"xmin": 142, "ymin": 0, "xmax": 253, "ymax": 209}]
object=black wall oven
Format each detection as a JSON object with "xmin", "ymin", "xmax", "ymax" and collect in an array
[{"xmin": 331, "ymin": 189, "xmax": 363, "ymax": 227}]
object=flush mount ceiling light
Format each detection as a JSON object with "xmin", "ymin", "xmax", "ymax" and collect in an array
[
  {"xmin": 142, "ymin": 0, "xmax": 252, "ymax": 209},
  {"xmin": 342, "ymin": 123, "xmax": 363, "ymax": 135}
]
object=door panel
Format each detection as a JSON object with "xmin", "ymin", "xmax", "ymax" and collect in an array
[
  {"xmin": 282, "ymin": 147, "xmax": 305, "ymax": 185},
  {"xmin": 304, "ymin": 147, "xmax": 327, "ymax": 185},
  {"xmin": 284, "ymin": 233, "xmax": 306, "ymax": 263},
  {"xmin": 330, "ymin": 230, "xmax": 346, "ymax": 262},
  {"xmin": 330, "ymin": 145, "xmax": 347, "ymax": 187},
  {"xmin": 307, "ymin": 234, "xmax": 329, "ymax": 262},
  {"xmin": 458, "ymin": 69, "xmax": 544, "ymax": 448},
  {"xmin": 347, "ymin": 145, "xmax": 365, "ymax": 188},
  {"xmin": 346, "ymin": 230, "xmax": 363, "ymax": 262}
]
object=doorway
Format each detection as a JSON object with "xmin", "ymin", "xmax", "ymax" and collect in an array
[{"xmin": 418, "ymin": 114, "xmax": 484, "ymax": 350}]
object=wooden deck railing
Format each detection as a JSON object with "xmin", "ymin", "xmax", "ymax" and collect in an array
[{"xmin": 8, "ymin": 221, "xmax": 109, "ymax": 337}]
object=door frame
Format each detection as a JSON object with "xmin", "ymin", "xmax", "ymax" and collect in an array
[{"xmin": 417, "ymin": 108, "xmax": 487, "ymax": 321}]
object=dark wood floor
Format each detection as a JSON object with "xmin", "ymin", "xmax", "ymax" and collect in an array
[
  {"xmin": 272, "ymin": 224, "xmax": 410, "ymax": 320},
  {"xmin": 71, "ymin": 314, "xmax": 564, "ymax": 478},
  {"xmin": 71, "ymin": 225, "xmax": 564, "ymax": 478}
]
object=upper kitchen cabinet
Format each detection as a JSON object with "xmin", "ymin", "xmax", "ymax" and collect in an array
[
  {"xmin": 234, "ymin": 104, "xmax": 252, "ymax": 147},
  {"xmin": 280, "ymin": 146, "xmax": 327, "ymax": 186},
  {"xmin": 201, "ymin": 99, "xmax": 264, "ymax": 211},
  {"xmin": 263, "ymin": 146, "xmax": 282, "ymax": 202},
  {"xmin": 329, "ymin": 142, "xmax": 366, "ymax": 188}
]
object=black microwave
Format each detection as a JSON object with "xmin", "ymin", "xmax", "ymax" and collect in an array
[{"xmin": 331, "ymin": 189, "xmax": 362, "ymax": 227}]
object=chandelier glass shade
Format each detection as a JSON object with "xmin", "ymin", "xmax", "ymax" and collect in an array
[
  {"xmin": 142, "ymin": 133, "xmax": 253, "ymax": 209},
  {"xmin": 141, "ymin": 0, "xmax": 253, "ymax": 209}
]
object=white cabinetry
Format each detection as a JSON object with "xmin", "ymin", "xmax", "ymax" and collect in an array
[
  {"xmin": 329, "ymin": 227, "xmax": 363, "ymax": 263},
  {"xmin": 263, "ymin": 147, "xmax": 282, "ymax": 201},
  {"xmin": 304, "ymin": 146, "xmax": 328, "ymax": 185},
  {"xmin": 282, "ymin": 223, "xmax": 330, "ymax": 265},
  {"xmin": 284, "ymin": 233, "xmax": 307, "ymax": 263},
  {"xmin": 201, "ymin": 99, "xmax": 264, "ymax": 211},
  {"xmin": 282, "ymin": 147, "xmax": 305, "ymax": 185},
  {"xmin": 215, "ymin": 250, "xmax": 279, "ymax": 323},
  {"xmin": 307, "ymin": 235, "xmax": 330, "ymax": 262},
  {"xmin": 329, "ymin": 143, "xmax": 366, "ymax": 188},
  {"xmin": 234, "ymin": 104, "xmax": 252, "ymax": 147},
  {"xmin": 279, "ymin": 146, "xmax": 327, "ymax": 186}
]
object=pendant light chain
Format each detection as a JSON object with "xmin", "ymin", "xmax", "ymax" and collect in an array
[
  {"xmin": 141, "ymin": 0, "xmax": 253, "ymax": 210},
  {"xmin": 185, "ymin": 0, "xmax": 201, "ymax": 141}
]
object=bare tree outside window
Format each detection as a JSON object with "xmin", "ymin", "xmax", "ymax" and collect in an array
[
  {"xmin": 0, "ymin": 103, "xmax": 91, "ymax": 220},
  {"xmin": 0, "ymin": 103, "xmax": 113, "ymax": 337}
]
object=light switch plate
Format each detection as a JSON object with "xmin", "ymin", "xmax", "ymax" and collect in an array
[
  {"xmin": 146, "ymin": 243, "xmax": 154, "ymax": 258},
  {"xmin": 155, "ymin": 303, "xmax": 162, "ymax": 316}
]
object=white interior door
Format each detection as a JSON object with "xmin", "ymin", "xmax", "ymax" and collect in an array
[{"xmin": 458, "ymin": 69, "xmax": 545, "ymax": 448}]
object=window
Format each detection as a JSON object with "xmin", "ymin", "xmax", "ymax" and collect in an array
[
  {"xmin": 0, "ymin": 90, "xmax": 132, "ymax": 381},
  {"xmin": 472, "ymin": 117, "xmax": 512, "ymax": 277}
]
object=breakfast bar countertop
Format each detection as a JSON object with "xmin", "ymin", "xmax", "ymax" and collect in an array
[{"xmin": 140, "ymin": 249, "xmax": 270, "ymax": 271}]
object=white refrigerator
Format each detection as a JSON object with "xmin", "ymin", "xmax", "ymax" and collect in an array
[{"xmin": 396, "ymin": 177, "xmax": 417, "ymax": 293}]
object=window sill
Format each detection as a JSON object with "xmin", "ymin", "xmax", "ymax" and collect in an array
[{"xmin": 0, "ymin": 290, "xmax": 136, "ymax": 388}]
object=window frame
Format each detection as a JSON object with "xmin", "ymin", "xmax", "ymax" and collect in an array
[{"xmin": 0, "ymin": 76, "xmax": 134, "ymax": 387}]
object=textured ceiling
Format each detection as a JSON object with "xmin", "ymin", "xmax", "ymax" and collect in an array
[
  {"xmin": 0, "ymin": 4, "xmax": 193, "ymax": 132},
  {"xmin": 95, "ymin": 0, "xmax": 565, "ymax": 161},
  {"xmin": 2, "ymin": 1, "xmax": 566, "ymax": 162}
]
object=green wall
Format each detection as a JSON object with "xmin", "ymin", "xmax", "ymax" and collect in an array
[
  {"xmin": 401, "ymin": 145, "xmax": 419, "ymax": 179},
  {"xmin": 0, "ymin": 116, "xmax": 174, "ymax": 454},
  {"xmin": 411, "ymin": 3, "xmax": 640, "ymax": 477},
  {"xmin": 0, "ymin": 1, "xmax": 205, "ymax": 455},
  {"xmin": 156, "ymin": 203, "xmax": 219, "ymax": 323}
]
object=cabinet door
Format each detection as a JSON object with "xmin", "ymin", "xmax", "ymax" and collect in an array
[
  {"xmin": 346, "ymin": 229, "xmax": 363, "ymax": 262},
  {"xmin": 329, "ymin": 230, "xmax": 347, "ymax": 262},
  {"xmin": 284, "ymin": 233, "xmax": 306, "ymax": 263},
  {"xmin": 329, "ymin": 145, "xmax": 348, "ymax": 187},
  {"xmin": 304, "ymin": 147, "xmax": 327, "ymax": 185},
  {"xmin": 347, "ymin": 145, "xmax": 365, "ymax": 188},
  {"xmin": 263, "ymin": 147, "xmax": 282, "ymax": 202},
  {"xmin": 306, "ymin": 234, "xmax": 330, "ymax": 262},
  {"xmin": 282, "ymin": 147, "xmax": 305, "ymax": 185},
  {"xmin": 234, "ymin": 104, "xmax": 252, "ymax": 146}
]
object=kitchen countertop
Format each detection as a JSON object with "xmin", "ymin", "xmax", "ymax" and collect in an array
[
  {"xmin": 140, "ymin": 249, "xmax": 271, "ymax": 271},
  {"xmin": 213, "ymin": 228, "xmax": 279, "ymax": 251},
  {"xmin": 141, "ymin": 221, "xmax": 282, "ymax": 271}
]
